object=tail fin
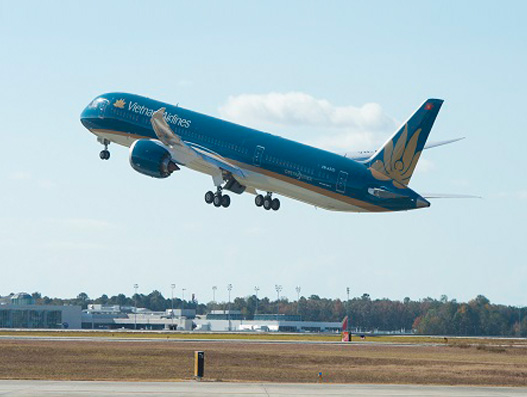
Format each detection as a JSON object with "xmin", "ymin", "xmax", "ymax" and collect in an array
[{"xmin": 365, "ymin": 99, "xmax": 443, "ymax": 185}]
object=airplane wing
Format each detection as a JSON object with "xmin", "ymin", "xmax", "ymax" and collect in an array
[
  {"xmin": 189, "ymin": 144, "xmax": 246, "ymax": 179},
  {"xmin": 150, "ymin": 108, "xmax": 245, "ymax": 179},
  {"xmin": 343, "ymin": 137, "xmax": 465, "ymax": 161},
  {"xmin": 151, "ymin": 108, "xmax": 199, "ymax": 164}
]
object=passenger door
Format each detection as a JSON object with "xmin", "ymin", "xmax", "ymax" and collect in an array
[
  {"xmin": 336, "ymin": 170, "xmax": 348, "ymax": 194},
  {"xmin": 253, "ymin": 145, "xmax": 265, "ymax": 167}
]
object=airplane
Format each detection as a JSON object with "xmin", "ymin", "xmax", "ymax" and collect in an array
[{"xmin": 80, "ymin": 93, "xmax": 463, "ymax": 212}]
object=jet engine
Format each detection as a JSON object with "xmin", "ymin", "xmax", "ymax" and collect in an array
[{"xmin": 129, "ymin": 139, "xmax": 179, "ymax": 178}]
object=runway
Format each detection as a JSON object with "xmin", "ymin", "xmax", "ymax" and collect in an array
[
  {"xmin": 0, "ymin": 334, "xmax": 438, "ymax": 347},
  {"xmin": 0, "ymin": 381, "xmax": 526, "ymax": 396}
]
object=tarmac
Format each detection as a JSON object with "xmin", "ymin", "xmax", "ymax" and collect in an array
[
  {"xmin": 0, "ymin": 334, "xmax": 437, "ymax": 347},
  {"xmin": 0, "ymin": 380, "xmax": 526, "ymax": 396}
]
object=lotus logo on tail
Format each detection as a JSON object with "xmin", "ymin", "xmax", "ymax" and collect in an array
[
  {"xmin": 113, "ymin": 99, "xmax": 126, "ymax": 109},
  {"xmin": 369, "ymin": 124, "xmax": 422, "ymax": 185}
]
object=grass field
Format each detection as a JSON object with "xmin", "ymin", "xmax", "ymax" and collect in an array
[
  {"xmin": 1, "ymin": 330, "xmax": 527, "ymax": 345},
  {"xmin": 0, "ymin": 333, "xmax": 527, "ymax": 386}
]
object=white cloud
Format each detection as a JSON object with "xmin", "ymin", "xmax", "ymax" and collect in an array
[
  {"xmin": 8, "ymin": 171, "xmax": 32, "ymax": 180},
  {"xmin": 308, "ymin": 131, "xmax": 379, "ymax": 153},
  {"xmin": 219, "ymin": 92, "xmax": 397, "ymax": 152}
]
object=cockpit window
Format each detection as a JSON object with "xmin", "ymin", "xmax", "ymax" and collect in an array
[{"xmin": 88, "ymin": 97, "xmax": 109, "ymax": 109}]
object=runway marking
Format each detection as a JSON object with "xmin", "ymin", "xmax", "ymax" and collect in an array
[{"xmin": 0, "ymin": 380, "xmax": 526, "ymax": 396}]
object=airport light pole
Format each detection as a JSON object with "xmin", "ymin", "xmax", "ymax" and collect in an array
[
  {"xmin": 133, "ymin": 283, "xmax": 139, "ymax": 330},
  {"xmin": 346, "ymin": 287, "xmax": 351, "ymax": 337},
  {"xmin": 212, "ymin": 286, "xmax": 217, "ymax": 303},
  {"xmin": 182, "ymin": 288, "xmax": 186, "ymax": 311},
  {"xmin": 171, "ymin": 284, "xmax": 175, "ymax": 329},
  {"xmin": 227, "ymin": 284, "xmax": 233, "ymax": 331},
  {"xmin": 254, "ymin": 286, "xmax": 260, "ymax": 317},
  {"xmin": 275, "ymin": 285, "xmax": 282, "ymax": 319},
  {"xmin": 295, "ymin": 286, "xmax": 301, "ymax": 315}
]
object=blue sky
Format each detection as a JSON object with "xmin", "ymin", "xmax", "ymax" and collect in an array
[{"xmin": 1, "ymin": 1, "xmax": 525, "ymax": 306}]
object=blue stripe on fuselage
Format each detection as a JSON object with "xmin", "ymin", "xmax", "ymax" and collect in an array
[{"xmin": 80, "ymin": 92, "xmax": 422, "ymax": 212}]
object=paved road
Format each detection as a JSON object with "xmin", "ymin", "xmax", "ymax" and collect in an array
[
  {"xmin": 0, "ymin": 381, "xmax": 526, "ymax": 396},
  {"xmin": 1, "ymin": 333, "xmax": 524, "ymax": 348},
  {"xmin": 0, "ymin": 335, "xmax": 439, "ymax": 347}
]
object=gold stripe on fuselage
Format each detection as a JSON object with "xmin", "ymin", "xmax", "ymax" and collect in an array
[
  {"xmin": 90, "ymin": 128, "xmax": 388, "ymax": 212},
  {"xmin": 229, "ymin": 159, "xmax": 386, "ymax": 212}
]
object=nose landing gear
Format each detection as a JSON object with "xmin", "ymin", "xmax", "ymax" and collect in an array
[
  {"xmin": 98, "ymin": 138, "xmax": 111, "ymax": 160},
  {"xmin": 99, "ymin": 150, "xmax": 110, "ymax": 160},
  {"xmin": 255, "ymin": 192, "xmax": 280, "ymax": 211}
]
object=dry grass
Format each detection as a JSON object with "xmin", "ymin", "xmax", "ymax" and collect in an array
[
  {"xmin": 0, "ymin": 339, "xmax": 527, "ymax": 386},
  {"xmin": 1, "ymin": 330, "xmax": 526, "ymax": 346},
  {"xmin": 0, "ymin": 330, "xmax": 340, "ymax": 341}
]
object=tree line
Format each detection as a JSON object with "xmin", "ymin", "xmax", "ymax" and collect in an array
[{"xmin": 22, "ymin": 291, "xmax": 527, "ymax": 336}]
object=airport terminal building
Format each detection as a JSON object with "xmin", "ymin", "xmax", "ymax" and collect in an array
[
  {"xmin": 0, "ymin": 293, "xmax": 81, "ymax": 329},
  {"xmin": 82, "ymin": 304, "xmax": 195, "ymax": 330},
  {"xmin": 81, "ymin": 306, "xmax": 342, "ymax": 333},
  {"xmin": 0, "ymin": 296, "xmax": 342, "ymax": 333}
]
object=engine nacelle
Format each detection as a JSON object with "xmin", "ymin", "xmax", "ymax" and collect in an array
[{"xmin": 129, "ymin": 139, "xmax": 179, "ymax": 178}]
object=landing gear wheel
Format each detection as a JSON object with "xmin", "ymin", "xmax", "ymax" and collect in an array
[
  {"xmin": 205, "ymin": 191, "xmax": 214, "ymax": 204},
  {"xmin": 213, "ymin": 194, "xmax": 223, "ymax": 207},
  {"xmin": 263, "ymin": 197, "xmax": 272, "ymax": 210},
  {"xmin": 99, "ymin": 150, "xmax": 110, "ymax": 160},
  {"xmin": 255, "ymin": 194, "xmax": 264, "ymax": 207},
  {"xmin": 271, "ymin": 198, "xmax": 280, "ymax": 211},
  {"xmin": 221, "ymin": 194, "xmax": 231, "ymax": 208}
]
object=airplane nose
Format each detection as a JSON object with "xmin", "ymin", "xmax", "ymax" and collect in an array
[
  {"xmin": 80, "ymin": 105, "xmax": 90, "ymax": 120},
  {"xmin": 80, "ymin": 105, "xmax": 96, "ymax": 129},
  {"xmin": 416, "ymin": 198, "xmax": 430, "ymax": 208},
  {"xmin": 80, "ymin": 97, "xmax": 109, "ymax": 128}
]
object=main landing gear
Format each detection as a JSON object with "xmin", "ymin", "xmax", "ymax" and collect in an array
[
  {"xmin": 98, "ymin": 138, "xmax": 111, "ymax": 160},
  {"xmin": 255, "ymin": 192, "xmax": 280, "ymax": 211},
  {"xmin": 205, "ymin": 187, "xmax": 231, "ymax": 208}
]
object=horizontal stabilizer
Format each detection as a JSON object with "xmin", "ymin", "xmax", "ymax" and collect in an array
[
  {"xmin": 423, "ymin": 193, "xmax": 481, "ymax": 199},
  {"xmin": 344, "ymin": 137, "xmax": 464, "ymax": 161},
  {"xmin": 424, "ymin": 137, "xmax": 465, "ymax": 150}
]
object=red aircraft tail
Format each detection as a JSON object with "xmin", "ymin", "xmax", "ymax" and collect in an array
[{"xmin": 341, "ymin": 315, "xmax": 351, "ymax": 342}]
